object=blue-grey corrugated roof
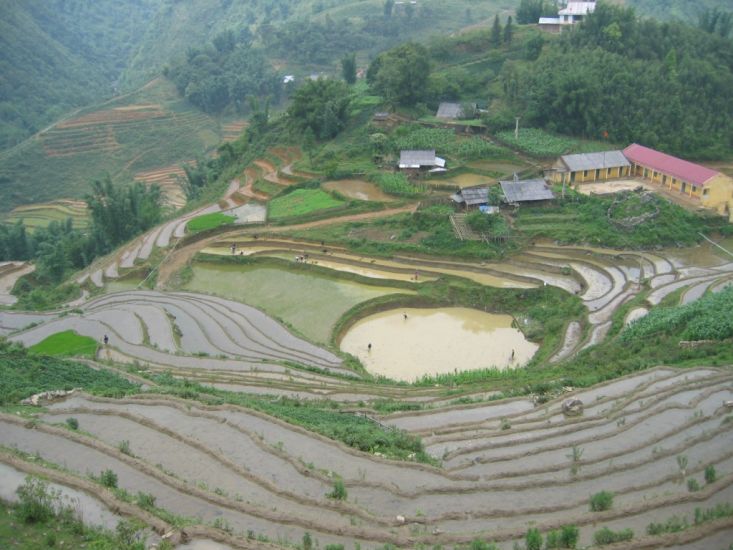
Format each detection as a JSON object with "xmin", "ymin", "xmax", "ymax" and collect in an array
[
  {"xmin": 399, "ymin": 150, "xmax": 436, "ymax": 167},
  {"xmin": 500, "ymin": 179, "xmax": 555, "ymax": 202},
  {"xmin": 560, "ymin": 151, "xmax": 630, "ymax": 172}
]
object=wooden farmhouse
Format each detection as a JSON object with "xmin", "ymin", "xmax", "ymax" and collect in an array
[
  {"xmin": 623, "ymin": 144, "xmax": 733, "ymax": 218},
  {"xmin": 549, "ymin": 151, "xmax": 631, "ymax": 185},
  {"xmin": 451, "ymin": 186, "xmax": 490, "ymax": 210}
]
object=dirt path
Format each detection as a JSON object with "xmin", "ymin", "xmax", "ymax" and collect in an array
[{"xmin": 156, "ymin": 203, "xmax": 417, "ymax": 287}]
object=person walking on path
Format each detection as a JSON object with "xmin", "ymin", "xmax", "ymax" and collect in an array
[
  {"xmin": 368, "ymin": 343, "xmax": 372, "ymax": 352},
  {"xmin": 103, "ymin": 334, "xmax": 109, "ymax": 346}
]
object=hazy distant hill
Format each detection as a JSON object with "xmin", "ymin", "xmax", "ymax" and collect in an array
[
  {"xmin": 0, "ymin": 0, "xmax": 158, "ymax": 149},
  {"xmin": 626, "ymin": 0, "xmax": 730, "ymax": 22}
]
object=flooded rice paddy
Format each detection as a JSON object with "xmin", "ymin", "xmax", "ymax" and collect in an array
[
  {"xmin": 438, "ymin": 173, "xmax": 492, "ymax": 188},
  {"xmin": 183, "ymin": 263, "xmax": 407, "ymax": 343},
  {"xmin": 340, "ymin": 307, "xmax": 538, "ymax": 381},
  {"xmin": 322, "ymin": 179, "xmax": 395, "ymax": 201}
]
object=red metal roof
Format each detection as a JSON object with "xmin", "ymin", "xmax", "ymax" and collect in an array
[{"xmin": 623, "ymin": 144, "xmax": 720, "ymax": 187}]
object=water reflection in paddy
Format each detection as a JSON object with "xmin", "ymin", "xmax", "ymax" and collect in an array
[
  {"xmin": 184, "ymin": 263, "xmax": 408, "ymax": 343},
  {"xmin": 341, "ymin": 308, "xmax": 538, "ymax": 382}
]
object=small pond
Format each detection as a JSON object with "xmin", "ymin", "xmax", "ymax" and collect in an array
[
  {"xmin": 340, "ymin": 307, "xmax": 538, "ymax": 382},
  {"xmin": 322, "ymin": 179, "xmax": 395, "ymax": 201}
]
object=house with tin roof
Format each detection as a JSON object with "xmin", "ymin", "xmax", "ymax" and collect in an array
[
  {"xmin": 538, "ymin": 1, "xmax": 595, "ymax": 32},
  {"xmin": 436, "ymin": 102, "xmax": 476, "ymax": 120},
  {"xmin": 623, "ymin": 144, "xmax": 733, "ymax": 217},
  {"xmin": 549, "ymin": 151, "xmax": 631, "ymax": 185},
  {"xmin": 500, "ymin": 179, "xmax": 556, "ymax": 204},
  {"xmin": 398, "ymin": 150, "xmax": 447, "ymax": 172}
]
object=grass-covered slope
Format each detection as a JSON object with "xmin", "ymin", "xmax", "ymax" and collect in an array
[
  {"xmin": 0, "ymin": 344, "xmax": 137, "ymax": 405},
  {"xmin": 514, "ymin": 189, "xmax": 716, "ymax": 248}
]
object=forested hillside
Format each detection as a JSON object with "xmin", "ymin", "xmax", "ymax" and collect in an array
[
  {"xmin": 0, "ymin": 0, "xmax": 159, "ymax": 150},
  {"xmin": 501, "ymin": 4, "xmax": 733, "ymax": 158},
  {"xmin": 627, "ymin": 0, "xmax": 732, "ymax": 23},
  {"xmin": 124, "ymin": 0, "xmax": 514, "ymax": 87}
]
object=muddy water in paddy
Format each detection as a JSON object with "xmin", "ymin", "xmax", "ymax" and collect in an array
[
  {"xmin": 322, "ymin": 179, "xmax": 395, "ymax": 201},
  {"xmin": 341, "ymin": 307, "xmax": 538, "ymax": 382},
  {"xmin": 439, "ymin": 172, "xmax": 492, "ymax": 188}
]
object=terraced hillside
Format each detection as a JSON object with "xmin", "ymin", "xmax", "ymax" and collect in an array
[
  {"xmin": 1, "ymin": 366, "xmax": 731, "ymax": 548},
  {"xmin": 4, "ymin": 200, "xmax": 88, "ymax": 231},
  {"xmin": 2, "ymin": 139, "xmax": 733, "ymax": 548},
  {"xmin": 0, "ymin": 79, "xmax": 220, "ymax": 213}
]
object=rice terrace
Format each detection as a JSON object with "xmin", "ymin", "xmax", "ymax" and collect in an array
[{"xmin": 1, "ymin": 1, "xmax": 733, "ymax": 549}]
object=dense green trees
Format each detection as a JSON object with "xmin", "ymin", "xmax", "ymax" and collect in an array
[
  {"xmin": 167, "ymin": 31, "xmax": 281, "ymax": 114},
  {"xmin": 699, "ymin": 8, "xmax": 733, "ymax": 38},
  {"xmin": 287, "ymin": 79, "xmax": 352, "ymax": 139},
  {"xmin": 0, "ymin": 179, "xmax": 161, "ymax": 284},
  {"xmin": 341, "ymin": 54, "xmax": 357, "ymax": 85},
  {"xmin": 86, "ymin": 178, "xmax": 162, "ymax": 252},
  {"xmin": 367, "ymin": 43, "xmax": 431, "ymax": 107},
  {"xmin": 505, "ymin": 4, "xmax": 733, "ymax": 158},
  {"xmin": 516, "ymin": 0, "xmax": 557, "ymax": 25},
  {"xmin": 0, "ymin": 0, "xmax": 159, "ymax": 150}
]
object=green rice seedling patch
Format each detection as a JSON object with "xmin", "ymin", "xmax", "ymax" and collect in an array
[
  {"xmin": 268, "ymin": 189, "xmax": 344, "ymax": 220},
  {"xmin": 187, "ymin": 212, "xmax": 236, "ymax": 233},
  {"xmin": 28, "ymin": 330, "xmax": 99, "ymax": 359}
]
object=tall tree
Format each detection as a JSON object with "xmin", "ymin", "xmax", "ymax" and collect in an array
[
  {"xmin": 287, "ymin": 78, "xmax": 352, "ymax": 139},
  {"xmin": 341, "ymin": 53, "xmax": 357, "ymax": 84},
  {"xmin": 504, "ymin": 16, "xmax": 514, "ymax": 45},
  {"xmin": 86, "ymin": 177, "xmax": 162, "ymax": 253},
  {"xmin": 516, "ymin": 0, "xmax": 546, "ymax": 25},
  {"xmin": 367, "ymin": 42, "xmax": 430, "ymax": 106},
  {"xmin": 491, "ymin": 15, "xmax": 503, "ymax": 48}
]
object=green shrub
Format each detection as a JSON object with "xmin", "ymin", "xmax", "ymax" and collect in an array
[
  {"xmin": 100, "ymin": 469, "xmax": 118, "ymax": 488},
  {"xmin": 694, "ymin": 503, "xmax": 733, "ymax": 525},
  {"xmin": 324, "ymin": 545, "xmax": 345, "ymax": 550},
  {"xmin": 15, "ymin": 476, "xmax": 58, "ymax": 524},
  {"xmin": 327, "ymin": 479, "xmax": 347, "ymax": 500},
  {"xmin": 559, "ymin": 525, "xmax": 579, "ymax": 548},
  {"xmin": 118, "ymin": 440, "xmax": 132, "ymax": 456},
  {"xmin": 687, "ymin": 478, "xmax": 700, "ymax": 492},
  {"xmin": 704, "ymin": 465, "xmax": 717, "ymax": 484},
  {"xmin": 525, "ymin": 527, "xmax": 542, "ymax": 550},
  {"xmin": 589, "ymin": 491, "xmax": 614, "ymax": 511},
  {"xmin": 646, "ymin": 515, "xmax": 688, "ymax": 535},
  {"xmin": 135, "ymin": 492, "xmax": 156, "ymax": 509},
  {"xmin": 65, "ymin": 417, "xmax": 79, "ymax": 430},
  {"xmin": 469, "ymin": 540, "xmax": 497, "ymax": 550},
  {"xmin": 593, "ymin": 527, "xmax": 633, "ymax": 545}
]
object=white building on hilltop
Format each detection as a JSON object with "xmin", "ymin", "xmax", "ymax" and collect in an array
[{"xmin": 538, "ymin": 1, "xmax": 596, "ymax": 32}]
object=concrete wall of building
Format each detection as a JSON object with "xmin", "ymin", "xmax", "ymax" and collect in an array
[{"xmin": 701, "ymin": 174, "xmax": 733, "ymax": 218}]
